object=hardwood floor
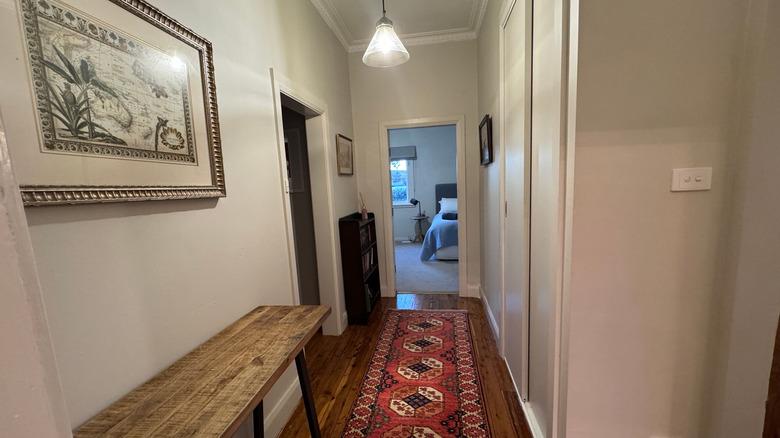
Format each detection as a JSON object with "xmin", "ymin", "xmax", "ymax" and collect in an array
[{"xmin": 279, "ymin": 293, "xmax": 532, "ymax": 437}]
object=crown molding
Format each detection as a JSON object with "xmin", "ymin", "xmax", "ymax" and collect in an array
[
  {"xmin": 312, "ymin": 0, "xmax": 488, "ymax": 53},
  {"xmin": 309, "ymin": 0, "xmax": 352, "ymax": 50},
  {"xmin": 472, "ymin": 0, "xmax": 489, "ymax": 35}
]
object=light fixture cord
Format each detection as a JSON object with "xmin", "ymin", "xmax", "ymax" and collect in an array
[{"xmin": 382, "ymin": 0, "xmax": 386, "ymax": 15}]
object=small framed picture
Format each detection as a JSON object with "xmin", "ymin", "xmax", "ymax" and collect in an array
[
  {"xmin": 336, "ymin": 134, "xmax": 354, "ymax": 175},
  {"xmin": 479, "ymin": 115, "xmax": 493, "ymax": 166}
]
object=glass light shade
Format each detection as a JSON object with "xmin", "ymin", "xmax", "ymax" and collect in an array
[{"xmin": 362, "ymin": 16, "xmax": 409, "ymax": 68}]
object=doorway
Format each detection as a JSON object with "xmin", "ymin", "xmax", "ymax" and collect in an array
[
  {"xmin": 388, "ymin": 124, "xmax": 459, "ymax": 294},
  {"xmin": 379, "ymin": 116, "xmax": 467, "ymax": 298},
  {"xmin": 281, "ymin": 96, "xmax": 320, "ymax": 306}
]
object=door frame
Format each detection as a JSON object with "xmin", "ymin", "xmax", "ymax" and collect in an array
[
  {"xmin": 270, "ymin": 68, "xmax": 346, "ymax": 335},
  {"xmin": 378, "ymin": 115, "xmax": 468, "ymax": 298},
  {"xmin": 556, "ymin": 0, "xmax": 579, "ymax": 435}
]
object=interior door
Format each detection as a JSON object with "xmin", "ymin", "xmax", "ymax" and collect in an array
[{"xmin": 503, "ymin": 0, "xmax": 532, "ymax": 401}]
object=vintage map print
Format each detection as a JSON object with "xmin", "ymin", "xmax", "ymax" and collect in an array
[{"xmin": 20, "ymin": 0, "xmax": 198, "ymax": 164}]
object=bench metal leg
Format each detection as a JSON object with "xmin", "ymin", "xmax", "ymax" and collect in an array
[
  {"xmin": 253, "ymin": 400, "xmax": 263, "ymax": 438},
  {"xmin": 295, "ymin": 351, "xmax": 321, "ymax": 438}
]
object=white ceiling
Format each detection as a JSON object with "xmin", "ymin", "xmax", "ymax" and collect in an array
[{"xmin": 310, "ymin": 0, "xmax": 488, "ymax": 52}]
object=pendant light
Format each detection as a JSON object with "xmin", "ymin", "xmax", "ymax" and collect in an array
[{"xmin": 362, "ymin": 0, "xmax": 409, "ymax": 68}]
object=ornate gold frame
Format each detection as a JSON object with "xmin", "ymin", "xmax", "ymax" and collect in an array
[{"xmin": 19, "ymin": 0, "xmax": 225, "ymax": 206}]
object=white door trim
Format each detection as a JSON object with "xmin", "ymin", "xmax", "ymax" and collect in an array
[
  {"xmin": 556, "ymin": 0, "xmax": 580, "ymax": 435},
  {"xmin": 269, "ymin": 68, "xmax": 346, "ymax": 335},
  {"xmin": 0, "ymin": 115, "xmax": 72, "ymax": 436},
  {"xmin": 378, "ymin": 115, "xmax": 468, "ymax": 298}
]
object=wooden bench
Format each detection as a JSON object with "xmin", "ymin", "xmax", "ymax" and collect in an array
[{"xmin": 74, "ymin": 305, "xmax": 331, "ymax": 437}]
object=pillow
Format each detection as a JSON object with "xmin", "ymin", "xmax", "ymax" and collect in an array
[
  {"xmin": 439, "ymin": 198, "xmax": 458, "ymax": 213},
  {"xmin": 442, "ymin": 212, "xmax": 458, "ymax": 220}
]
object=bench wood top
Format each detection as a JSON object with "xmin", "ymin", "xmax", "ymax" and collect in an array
[{"xmin": 74, "ymin": 305, "xmax": 331, "ymax": 437}]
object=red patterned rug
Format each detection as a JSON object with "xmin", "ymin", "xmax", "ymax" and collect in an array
[{"xmin": 343, "ymin": 310, "xmax": 491, "ymax": 438}]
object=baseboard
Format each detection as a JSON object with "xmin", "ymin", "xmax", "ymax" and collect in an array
[
  {"xmin": 521, "ymin": 400, "xmax": 546, "ymax": 438},
  {"xmin": 265, "ymin": 377, "xmax": 301, "ymax": 438},
  {"xmin": 380, "ymin": 283, "xmax": 393, "ymax": 297},
  {"xmin": 480, "ymin": 287, "xmax": 500, "ymax": 344},
  {"xmin": 502, "ymin": 356, "xmax": 545, "ymax": 438},
  {"xmin": 467, "ymin": 283, "xmax": 481, "ymax": 298}
]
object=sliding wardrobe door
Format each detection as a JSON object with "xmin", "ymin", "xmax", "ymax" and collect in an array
[{"xmin": 502, "ymin": 0, "xmax": 532, "ymax": 401}]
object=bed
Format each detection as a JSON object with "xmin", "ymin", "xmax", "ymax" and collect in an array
[{"xmin": 420, "ymin": 183, "xmax": 459, "ymax": 261}]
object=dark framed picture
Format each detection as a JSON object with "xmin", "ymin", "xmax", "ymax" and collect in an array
[
  {"xmin": 479, "ymin": 115, "xmax": 493, "ymax": 166},
  {"xmin": 10, "ymin": 0, "xmax": 224, "ymax": 206},
  {"xmin": 336, "ymin": 134, "xmax": 354, "ymax": 175}
]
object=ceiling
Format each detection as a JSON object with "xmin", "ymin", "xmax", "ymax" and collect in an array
[{"xmin": 310, "ymin": 0, "xmax": 488, "ymax": 52}]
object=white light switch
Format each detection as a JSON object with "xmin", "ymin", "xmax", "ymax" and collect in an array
[{"xmin": 671, "ymin": 167, "xmax": 712, "ymax": 192}]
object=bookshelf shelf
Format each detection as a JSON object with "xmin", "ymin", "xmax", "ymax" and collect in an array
[{"xmin": 338, "ymin": 212, "xmax": 380, "ymax": 325}]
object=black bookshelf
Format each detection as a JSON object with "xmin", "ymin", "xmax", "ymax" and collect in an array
[{"xmin": 338, "ymin": 212, "xmax": 380, "ymax": 324}]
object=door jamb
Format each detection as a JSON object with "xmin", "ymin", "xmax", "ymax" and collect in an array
[{"xmin": 378, "ymin": 116, "xmax": 468, "ymax": 298}]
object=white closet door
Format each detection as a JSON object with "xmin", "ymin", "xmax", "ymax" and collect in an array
[{"xmin": 502, "ymin": 0, "xmax": 532, "ymax": 401}]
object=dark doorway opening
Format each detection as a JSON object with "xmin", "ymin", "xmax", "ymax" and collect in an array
[{"xmin": 281, "ymin": 96, "xmax": 320, "ymax": 306}]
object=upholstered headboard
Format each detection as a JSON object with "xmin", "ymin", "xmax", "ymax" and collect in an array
[{"xmin": 435, "ymin": 183, "xmax": 457, "ymax": 214}]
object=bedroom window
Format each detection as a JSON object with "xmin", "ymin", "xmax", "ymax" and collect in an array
[{"xmin": 390, "ymin": 159, "xmax": 415, "ymax": 205}]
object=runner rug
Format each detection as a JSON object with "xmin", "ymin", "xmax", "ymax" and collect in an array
[{"xmin": 343, "ymin": 310, "xmax": 491, "ymax": 438}]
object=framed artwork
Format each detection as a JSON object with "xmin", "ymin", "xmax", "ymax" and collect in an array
[
  {"xmin": 9, "ymin": 0, "xmax": 224, "ymax": 206},
  {"xmin": 336, "ymin": 134, "xmax": 353, "ymax": 176},
  {"xmin": 479, "ymin": 114, "xmax": 493, "ymax": 166}
]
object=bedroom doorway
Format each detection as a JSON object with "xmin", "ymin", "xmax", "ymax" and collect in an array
[{"xmin": 383, "ymin": 122, "xmax": 463, "ymax": 295}]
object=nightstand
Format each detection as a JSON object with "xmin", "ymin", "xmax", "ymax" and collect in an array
[{"xmin": 411, "ymin": 215, "xmax": 429, "ymax": 243}]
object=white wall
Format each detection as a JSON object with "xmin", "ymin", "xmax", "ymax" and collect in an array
[
  {"xmin": 349, "ymin": 41, "xmax": 480, "ymax": 296},
  {"xmin": 479, "ymin": 1, "xmax": 780, "ymax": 437},
  {"xmin": 390, "ymin": 125, "xmax": 457, "ymax": 241},
  {"xmin": 564, "ymin": 0, "xmax": 749, "ymax": 436},
  {"xmin": 477, "ymin": 0, "xmax": 505, "ymax": 335},
  {"xmin": 707, "ymin": 0, "xmax": 780, "ymax": 435},
  {"xmin": 0, "ymin": 0, "xmax": 356, "ymax": 434}
]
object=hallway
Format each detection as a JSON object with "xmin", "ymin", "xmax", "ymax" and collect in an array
[
  {"xmin": 1, "ymin": 0, "xmax": 778, "ymax": 437},
  {"xmin": 280, "ymin": 294, "xmax": 531, "ymax": 437}
]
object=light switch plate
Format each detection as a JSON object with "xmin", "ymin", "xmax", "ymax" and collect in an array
[{"xmin": 671, "ymin": 167, "xmax": 712, "ymax": 192}]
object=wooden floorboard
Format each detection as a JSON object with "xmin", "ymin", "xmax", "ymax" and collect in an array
[{"xmin": 279, "ymin": 294, "xmax": 532, "ymax": 437}]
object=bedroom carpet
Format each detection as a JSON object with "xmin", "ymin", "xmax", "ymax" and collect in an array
[{"xmin": 395, "ymin": 243, "xmax": 459, "ymax": 293}]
